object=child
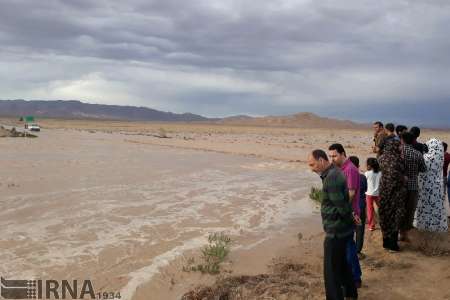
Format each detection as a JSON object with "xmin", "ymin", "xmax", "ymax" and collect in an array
[
  {"xmin": 349, "ymin": 156, "xmax": 368, "ymax": 254},
  {"xmin": 365, "ymin": 158, "xmax": 381, "ymax": 231}
]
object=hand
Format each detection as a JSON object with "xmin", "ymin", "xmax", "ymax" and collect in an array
[{"xmin": 353, "ymin": 213, "xmax": 362, "ymax": 225}]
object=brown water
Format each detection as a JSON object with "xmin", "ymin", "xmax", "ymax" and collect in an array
[{"xmin": 0, "ymin": 129, "xmax": 319, "ymax": 299}]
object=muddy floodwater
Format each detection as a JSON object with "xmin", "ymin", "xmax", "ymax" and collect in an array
[{"xmin": 0, "ymin": 129, "xmax": 319, "ymax": 299}]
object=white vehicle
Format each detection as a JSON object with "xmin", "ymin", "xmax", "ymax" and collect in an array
[{"xmin": 27, "ymin": 123, "xmax": 41, "ymax": 131}]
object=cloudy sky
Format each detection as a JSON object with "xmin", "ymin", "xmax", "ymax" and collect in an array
[{"xmin": 1, "ymin": 0, "xmax": 449, "ymax": 126}]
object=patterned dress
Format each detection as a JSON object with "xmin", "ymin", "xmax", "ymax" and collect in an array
[
  {"xmin": 416, "ymin": 139, "xmax": 449, "ymax": 232},
  {"xmin": 378, "ymin": 140, "xmax": 407, "ymax": 239}
]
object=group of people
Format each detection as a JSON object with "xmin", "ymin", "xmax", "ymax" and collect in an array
[{"xmin": 307, "ymin": 121, "xmax": 450, "ymax": 300}]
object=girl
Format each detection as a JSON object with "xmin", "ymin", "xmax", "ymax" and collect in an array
[{"xmin": 365, "ymin": 157, "xmax": 381, "ymax": 231}]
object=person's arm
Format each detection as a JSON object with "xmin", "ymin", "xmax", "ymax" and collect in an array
[
  {"xmin": 343, "ymin": 169, "xmax": 358, "ymax": 204},
  {"xmin": 324, "ymin": 176, "xmax": 351, "ymax": 218},
  {"xmin": 372, "ymin": 136, "xmax": 378, "ymax": 153},
  {"xmin": 378, "ymin": 138, "xmax": 385, "ymax": 154},
  {"xmin": 348, "ymin": 189, "xmax": 356, "ymax": 203},
  {"xmin": 418, "ymin": 155, "xmax": 427, "ymax": 173},
  {"xmin": 347, "ymin": 183, "xmax": 362, "ymax": 225},
  {"xmin": 321, "ymin": 181, "xmax": 329, "ymax": 203}
]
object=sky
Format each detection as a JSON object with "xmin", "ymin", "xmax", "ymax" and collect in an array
[{"xmin": 1, "ymin": 0, "xmax": 449, "ymax": 126}]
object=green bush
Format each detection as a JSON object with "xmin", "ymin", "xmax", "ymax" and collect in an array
[
  {"xmin": 183, "ymin": 232, "xmax": 232, "ymax": 275},
  {"xmin": 309, "ymin": 186, "xmax": 323, "ymax": 204}
]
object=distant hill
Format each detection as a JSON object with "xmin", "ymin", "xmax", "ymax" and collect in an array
[
  {"xmin": 0, "ymin": 99, "xmax": 210, "ymax": 122},
  {"xmin": 0, "ymin": 100, "xmax": 365, "ymax": 128},
  {"xmin": 218, "ymin": 112, "xmax": 366, "ymax": 129}
]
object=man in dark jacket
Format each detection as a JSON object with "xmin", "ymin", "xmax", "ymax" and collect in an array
[
  {"xmin": 400, "ymin": 132, "xmax": 427, "ymax": 241},
  {"xmin": 349, "ymin": 156, "xmax": 368, "ymax": 254},
  {"xmin": 308, "ymin": 149, "xmax": 357, "ymax": 300},
  {"xmin": 410, "ymin": 126, "xmax": 428, "ymax": 154}
]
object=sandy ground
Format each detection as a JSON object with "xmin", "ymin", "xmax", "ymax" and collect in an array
[{"xmin": 1, "ymin": 118, "xmax": 449, "ymax": 300}]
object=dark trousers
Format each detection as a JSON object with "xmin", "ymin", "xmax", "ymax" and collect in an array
[
  {"xmin": 400, "ymin": 190, "xmax": 418, "ymax": 231},
  {"xmin": 355, "ymin": 209, "xmax": 366, "ymax": 253},
  {"xmin": 324, "ymin": 235, "xmax": 358, "ymax": 300},
  {"xmin": 446, "ymin": 176, "xmax": 450, "ymax": 207},
  {"xmin": 346, "ymin": 233, "xmax": 362, "ymax": 283}
]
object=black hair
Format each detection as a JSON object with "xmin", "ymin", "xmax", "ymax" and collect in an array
[
  {"xmin": 312, "ymin": 149, "xmax": 328, "ymax": 161},
  {"xmin": 385, "ymin": 123, "xmax": 395, "ymax": 133},
  {"xmin": 348, "ymin": 156, "xmax": 360, "ymax": 168},
  {"xmin": 328, "ymin": 143, "xmax": 346, "ymax": 156},
  {"xmin": 395, "ymin": 125, "xmax": 408, "ymax": 136},
  {"xmin": 366, "ymin": 157, "xmax": 380, "ymax": 173},
  {"xmin": 373, "ymin": 121, "xmax": 384, "ymax": 128},
  {"xmin": 410, "ymin": 126, "xmax": 421, "ymax": 138},
  {"xmin": 401, "ymin": 131, "xmax": 415, "ymax": 145},
  {"xmin": 444, "ymin": 142, "xmax": 448, "ymax": 152}
]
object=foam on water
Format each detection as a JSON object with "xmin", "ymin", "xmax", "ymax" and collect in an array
[
  {"xmin": 0, "ymin": 149, "xmax": 319, "ymax": 298},
  {"xmin": 120, "ymin": 236, "xmax": 208, "ymax": 300}
]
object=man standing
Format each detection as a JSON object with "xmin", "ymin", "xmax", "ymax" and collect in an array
[
  {"xmin": 400, "ymin": 132, "xmax": 426, "ymax": 241},
  {"xmin": 378, "ymin": 123, "xmax": 396, "ymax": 154},
  {"xmin": 443, "ymin": 142, "xmax": 450, "ymax": 209},
  {"xmin": 348, "ymin": 156, "xmax": 368, "ymax": 255},
  {"xmin": 372, "ymin": 121, "xmax": 387, "ymax": 157},
  {"xmin": 395, "ymin": 125, "xmax": 408, "ymax": 140},
  {"xmin": 308, "ymin": 150, "xmax": 357, "ymax": 300},
  {"xmin": 328, "ymin": 144, "xmax": 362, "ymax": 288},
  {"xmin": 410, "ymin": 126, "xmax": 429, "ymax": 154}
]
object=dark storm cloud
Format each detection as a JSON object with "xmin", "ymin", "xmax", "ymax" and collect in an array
[{"xmin": 1, "ymin": 0, "xmax": 450, "ymax": 126}]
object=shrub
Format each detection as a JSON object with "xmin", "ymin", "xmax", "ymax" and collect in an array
[
  {"xmin": 183, "ymin": 232, "xmax": 232, "ymax": 275},
  {"xmin": 309, "ymin": 187, "xmax": 322, "ymax": 204}
]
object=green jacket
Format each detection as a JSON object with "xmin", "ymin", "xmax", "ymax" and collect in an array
[{"xmin": 320, "ymin": 165, "xmax": 354, "ymax": 238}]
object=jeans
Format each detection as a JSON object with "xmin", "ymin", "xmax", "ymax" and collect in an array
[
  {"xmin": 324, "ymin": 235, "xmax": 358, "ymax": 300},
  {"xmin": 355, "ymin": 208, "xmax": 366, "ymax": 253},
  {"xmin": 346, "ymin": 232, "xmax": 362, "ymax": 284}
]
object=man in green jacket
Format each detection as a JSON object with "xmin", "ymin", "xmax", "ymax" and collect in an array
[{"xmin": 308, "ymin": 149, "xmax": 358, "ymax": 300}]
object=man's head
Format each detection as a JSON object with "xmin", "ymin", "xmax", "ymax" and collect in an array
[
  {"xmin": 348, "ymin": 156, "xmax": 360, "ymax": 169},
  {"xmin": 385, "ymin": 123, "xmax": 395, "ymax": 134},
  {"xmin": 444, "ymin": 142, "xmax": 448, "ymax": 152},
  {"xmin": 308, "ymin": 149, "xmax": 330, "ymax": 174},
  {"xmin": 400, "ymin": 131, "xmax": 415, "ymax": 145},
  {"xmin": 373, "ymin": 121, "xmax": 384, "ymax": 135},
  {"xmin": 410, "ymin": 126, "xmax": 421, "ymax": 139},
  {"xmin": 395, "ymin": 125, "xmax": 408, "ymax": 136},
  {"xmin": 328, "ymin": 143, "xmax": 347, "ymax": 167}
]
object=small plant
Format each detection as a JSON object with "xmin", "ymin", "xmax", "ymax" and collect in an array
[
  {"xmin": 157, "ymin": 128, "xmax": 168, "ymax": 138},
  {"xmin": 183, "ymin": 232, "xmax": 232, "ymax": 275},
  {"xmin": 309, "ymin": 186, "xmax": 322, "ymax": 204}
]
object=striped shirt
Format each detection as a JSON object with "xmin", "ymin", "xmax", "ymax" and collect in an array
[{"xmin": 320, "ymin": 165, "xmax": 354, "ymax": 238}]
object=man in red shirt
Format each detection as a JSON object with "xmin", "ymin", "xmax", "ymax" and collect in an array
[{"xmin": 328, "ymin": 143, "xmax": 362, "ymax": 288}]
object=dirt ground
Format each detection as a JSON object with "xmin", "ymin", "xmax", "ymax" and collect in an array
[{"xmin": 181, "ymin": 228, "xmax": 450, "ymax": 300}]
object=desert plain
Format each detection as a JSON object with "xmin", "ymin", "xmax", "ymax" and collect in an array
[{"xmin": 1, "ymin": 117, "xmax": 450, "ymax": 300}]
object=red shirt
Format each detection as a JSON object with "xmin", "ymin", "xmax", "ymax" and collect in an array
[
  {"xmin": 444, "ymin": 152, "xmax": 450, "ymax": 177},
  {"xmin": 340, "ymin": 159, "xmax": 361, "ymax": 216}
]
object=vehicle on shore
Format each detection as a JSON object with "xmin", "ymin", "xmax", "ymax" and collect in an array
[{"xmin": 25, "ymin": 123, "xmax": 41, "ymax": 131}]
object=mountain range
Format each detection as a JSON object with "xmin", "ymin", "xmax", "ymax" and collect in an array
[{"xmin": 0, "ymin": 99, "xmax": 365, "ymax": 129}]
